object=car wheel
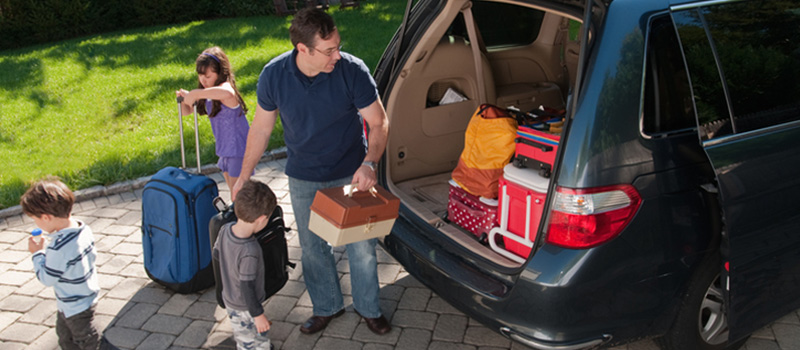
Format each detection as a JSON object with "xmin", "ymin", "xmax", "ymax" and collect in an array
[{"xmin": 657, "ymin": 253, "xmax": 747, "ymax": 350}]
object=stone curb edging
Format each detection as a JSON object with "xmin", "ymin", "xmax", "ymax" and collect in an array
[{"xmin": 0, "ymin": 148, "xmax": 287, "ymax": 220}]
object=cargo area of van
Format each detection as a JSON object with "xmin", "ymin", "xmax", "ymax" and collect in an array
[{"xmin": 381, "ymin": 0, "xmax": 581, "ymax": 267}]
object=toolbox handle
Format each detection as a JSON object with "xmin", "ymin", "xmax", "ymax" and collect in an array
[
  {"xmin": 345, "ymin": 184, "xmax": 379, "ymax": 198},
  {"xmin": 515, "ymin": 137, "xmax": 554, "ymax": 152}
]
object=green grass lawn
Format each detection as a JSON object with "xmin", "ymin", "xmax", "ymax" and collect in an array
[{"xmin": 0, "ymin": 1, "xmax": 406, "ymax": 209}]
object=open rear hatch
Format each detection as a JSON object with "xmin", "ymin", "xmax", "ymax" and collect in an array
[{"xmin": 374, "ymin": 0, "xmax": 606, "ymax": 268}]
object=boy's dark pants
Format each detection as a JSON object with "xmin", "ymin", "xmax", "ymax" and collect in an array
[{"xmin": 57, "ymin": 304, "xmax": 101, "ymax": 350}]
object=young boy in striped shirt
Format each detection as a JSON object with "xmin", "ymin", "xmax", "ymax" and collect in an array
[{"xmin": 22, "ymin": 178, "xmax": 101, "ymax": 350}]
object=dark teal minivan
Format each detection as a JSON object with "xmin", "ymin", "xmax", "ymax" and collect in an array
[{"xmin": 371, "ymin": 0, "xmax": 800, "ymax": 348}]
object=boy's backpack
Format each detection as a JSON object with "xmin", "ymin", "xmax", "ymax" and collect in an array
[{"xmin": 208, "ymin": 198, "xmax": 296, "ymax": 308}]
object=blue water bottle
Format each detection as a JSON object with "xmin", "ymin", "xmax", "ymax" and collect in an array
[{"xmin": 31, "ymin": 228, "xmax": 43, "ymax": 244}]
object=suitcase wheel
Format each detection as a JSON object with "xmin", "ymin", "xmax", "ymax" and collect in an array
[{"xmin": 538, "ymin": 167, "xmax": 551, "ymax": 178}]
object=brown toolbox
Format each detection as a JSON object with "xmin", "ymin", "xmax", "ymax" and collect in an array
[{"xmin": 309, "ymin": 184, "xmax": 400, "ymax": 246}]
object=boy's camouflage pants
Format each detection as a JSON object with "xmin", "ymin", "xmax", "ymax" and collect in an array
[{"xmin": 227, "ymin": 308, "xmax": 271, "ymax": 350}]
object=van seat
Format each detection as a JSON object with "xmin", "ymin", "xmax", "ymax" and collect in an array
[
  {"xmin": 423, "ymin": 36, "xmax": 496, "ymax": 105},
  {"xmin": 496, "ymin": 82, "xmax": 564, "ymax": 112},
  {"xmin": 387, "ymin": 35, "xmax": 498, "ymax": 183}
]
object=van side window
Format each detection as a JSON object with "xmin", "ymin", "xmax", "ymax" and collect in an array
[
  {"xmin": 446, "ymin": 1, "xmax": 545, "ymax": 48},
  {"xmin": 699, "ymin": 1, "xmax": 800, "ymax": 135},
  {"xmin": 672, "ymin": 9, "xmax": 732, "ymax": 140},
  {"xmin": 643, "ymin": 15, "xmax": 695, "ymax": 136},
  {"xmin": 673, "ymin": 2, "xmax": 800, "ymax": 140}
]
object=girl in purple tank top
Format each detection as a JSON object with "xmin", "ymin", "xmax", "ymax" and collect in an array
[{"xmin": 177, "ymin": 46, "xmax": 250, "ymax": 191}]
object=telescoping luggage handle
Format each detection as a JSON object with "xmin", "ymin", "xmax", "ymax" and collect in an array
[
  {"xmin": 212, "ymin": 197, "xmax": 229, "ymax": 213},
  {"xmin": 176, "ymin": 96, "xmax": 203, "ymax": 172}
]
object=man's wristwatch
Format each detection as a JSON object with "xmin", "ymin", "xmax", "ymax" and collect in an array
[{"xmin": 362, "ymin": 161, "xmax": 377, "ymax": 172}]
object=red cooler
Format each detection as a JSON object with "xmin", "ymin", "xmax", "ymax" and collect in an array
[{"xmin": 489, "ymin": 164, "xmax": 550, "ymax": 262}]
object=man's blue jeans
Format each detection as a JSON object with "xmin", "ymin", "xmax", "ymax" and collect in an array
[{"xmin": 289, "ymin": 176, "xmax": 382, "ymax": 318}]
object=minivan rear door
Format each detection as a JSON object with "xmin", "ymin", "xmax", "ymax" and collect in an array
[{"xmin": 671, "ymin": 1, "xmax": 800, "ymax": 343}]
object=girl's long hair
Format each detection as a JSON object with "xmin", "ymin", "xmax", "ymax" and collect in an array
[{"xmin": 195, "ymin": 46, "xmax": 248, "ymax": 118}]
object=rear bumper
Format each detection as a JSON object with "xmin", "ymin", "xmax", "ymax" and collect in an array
[
  {"xmin": 383, "ymin": 213, "xmax": 686, "ymax": 348},
  {"xmin": 500, "ymin": 327, "xmax": 610, "ymax": 350}
]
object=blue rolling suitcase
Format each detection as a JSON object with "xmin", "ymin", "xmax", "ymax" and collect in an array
[{"xmin": 141, "ymin": 97, "xmax": 218, "ymax": 293}]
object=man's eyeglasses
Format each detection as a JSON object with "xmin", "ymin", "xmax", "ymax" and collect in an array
[{"xmin": 312, "ymin": 44, "xmax": 343, "ymax": 57}]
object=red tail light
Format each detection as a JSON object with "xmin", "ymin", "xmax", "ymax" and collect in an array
[{"xmin": 545, "ymin": 185, "xmax": 642, "ymax": 249}]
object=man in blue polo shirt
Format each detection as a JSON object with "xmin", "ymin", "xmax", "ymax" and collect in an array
[{"xmin": 232, "ymin": 8, "xmax": 390, "ymax": 335}]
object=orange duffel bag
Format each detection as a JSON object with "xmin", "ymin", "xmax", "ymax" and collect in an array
[{"xmin": 451, "ymin": 104, "xmax": 518, "ymax": 199}]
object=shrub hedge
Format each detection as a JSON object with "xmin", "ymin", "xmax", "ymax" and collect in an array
[{"xmin": 0, "ymin": 0, "xmax": 276, "ymax": 50}]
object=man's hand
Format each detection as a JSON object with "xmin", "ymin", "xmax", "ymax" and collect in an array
[
  {"xmin": 28, "ymin": 236, "xmax": 44, "ymax": 254},
  {"xmin": 231, "ymin": 177, "xmax": 246, "ymax": 201},
  {"xmin": 254, "ymin": 314, "xmax": 271, "ymax": 334},
  {"xmin": 351, "ymin": 164, "xmax": 377, "ymax": 191},
  {"xmin": 232, "ymin": 105, "xmax": 278, "ymax": 202}
]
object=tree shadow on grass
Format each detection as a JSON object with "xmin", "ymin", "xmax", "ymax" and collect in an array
[
  {"xmin": 0, "ymin": 16, "xmax": 291, "ymax": 116},
  {"xmin": 0, "ymin": 0, "xmax": 405, "ymax": 97},
  {"xmin": 0, "ymin": 0, "xmax": 405, "ymax": 209}
]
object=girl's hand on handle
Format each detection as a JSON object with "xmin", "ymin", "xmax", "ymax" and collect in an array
[
  {"xmin": 180, "ymin": 89, "xmax": 198, "ymax": 107},
  {"xmin": 176, "ymin": 89, "xmax": 190, "ymax": 102},
  {"xmin": 176, "ymin": 89, "xmax": 193, "ymax": 116}
]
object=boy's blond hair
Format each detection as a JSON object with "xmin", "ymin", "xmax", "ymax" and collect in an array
[
  {"xmin": 234, "ymin": 180, "xmax": 277, "ymax": 223},
  {"xmin": 20, "ymin": 177, "xmax": 75, "ymax": 218}
]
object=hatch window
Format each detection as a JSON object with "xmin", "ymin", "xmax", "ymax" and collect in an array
[{"xmin": 445, "ymin": 1, "xmax": 545, "ymax": 48}]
